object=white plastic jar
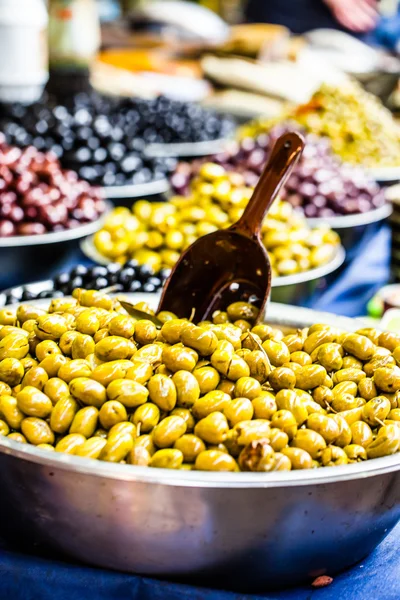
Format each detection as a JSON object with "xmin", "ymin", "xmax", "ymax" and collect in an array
[{"xmin": 0, "ymin": 0, "xmax": 48, "ymax": 103}]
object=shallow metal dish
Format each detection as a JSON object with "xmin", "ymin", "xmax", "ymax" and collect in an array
[
  {"xmin": 308, "ymin": 203, "xmax": 392, "ymax": 259},
  {"xmin": 103, "ymin": 179, "xmax": 170, "ymax": 201},
  {"xmin": 0, "ymin": 205, "xmax": 111, "ymax": 290},
  {"xmin": 80, "ymin": 237, "xmax": 345, "ymax": 307},
  {"xmin": 0, "ymin": 297, "xmax": 398, "ymax": 591},
  {"xmin": 144, "ymin": 138, "xmax": 230, "ymax": 158}
]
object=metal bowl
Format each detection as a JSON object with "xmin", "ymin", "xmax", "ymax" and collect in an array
[
  {"xmin": 103, "ymin": 179, "xmax": 170, "ymax": 204},
  {"xmin": 307, "ymin": 203, "xmax": 392, "ymax": 259},
  {"xmin": 0, "ymin": 297, "xmax": 398, "ymax": 592},
  {"xmin": 80, "ymin": 236, "xmax": 345, "ymax": 306},
  {"xmin": 144, "ymin": 138, "xmax": 230, "ymax": 158},
  {"xmin": 0, "ymin": 206, "xmax": 111, "ymax": 290}
]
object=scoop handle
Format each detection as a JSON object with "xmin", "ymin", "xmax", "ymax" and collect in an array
[{"xmin": 231, "ymin": 131, "xmax": 305, "ymax": 238}]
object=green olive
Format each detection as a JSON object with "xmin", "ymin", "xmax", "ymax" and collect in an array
[
  {"xmin": 50, "ymin": 397, "xmax": 79, "ymax": 434},
  {"xmin": 134, "ymin": 344, "xmax": 163, "ymax": 365},
  {"xmin": 217, "ymin": 379, "xmax": 236, "ymax": 397},
  {"xmin": 367, "ymin": 424, "xmax": 400, "ymax": 458},
  {"xmin": 35, "ymin": 340, "xmax": 61, "ymax": 363},
  {"xmin": 108, "ymin": 421, "xmax": 137, "ymax": 441},
  {"xmin": 149, "ymin": 448, "xmax": 184, "ymax": 469},
  {"xmin": 125, "ymin": 361, "xmax": 153, "ymax": 385},
  {"xmin": 0, "ymin": 395, "xmax": 24, "ymax": 429},
  {"xmin": 194, "ymin": 411, "xmax": 229, "ymax": 445},
  {"xmin": 0, "ymin": 382, "xmax": 12, "ymax": 396},
  {"xmin": 269, "ymin": 427, "xmax": 289, "ymax": 451},
  {"xmin": 16, "ymin": 386, "xmax": 52, "ymax": 418},
  {"xmin": 108, "ymin": 314, "xmax": 136, "ymax": 339},
  {"xmin": 131, "ymin": 403, "xmax": 160, "ymax": 433},
  {"xmin": 251, "ymin": 392, "xmax": 277, "ymax": 420},
  {"xmin": 238, "ymin": 440, "xmax": 275, "ymax": 471},
  {"xmin": 133, "ymin": 320, "xmax": 158, "ymax": 345},
  {"xmin": 100, "ymin": 431, "xmax": 134, "ymax": 462},
  {"xmin": 342, "ymin": 356, "xmax": 363, "ymax": 370},
  {"xmin": 243, "ymin": 350, "xmax": 271, "ymax": 383},
  {"xmin": 303, "ymin": 329, "xmax": 337, "ymax": 355},
  {"xmin": 275, "ymin": 389, "xmax": 308, "ymax": 424},
  {"xmin": 270, "ymin": 409, "xmax": 297, "ymax": 439},
  {"xmin": 39, "ymin": 353, "xmax": 69, "ymax": 378},
  {"xmin": 0, "ymin": 308, "xmax": 18, "ymax": 326},
  {"xmin": 152, "ymin": 415, "xmax": 187, "ymax": 448},
  {"xmin": 306, "ymin": 413, "xmax": 340, "ymax": 444},
  {"xmin": 332, "ymin": 368, "xmax": 366, "ymax": 385},
  {"xmin": 227, "ymin": 302, "xmax": 259, "ymax": 322},
  {"xmin": 162, "ymin": 344, "xmax": 198, "ymax": 373},
  {"xmin": 180, "ymin": 324, "xmax": 218, "ymax": 357},
  {"xmin": 281, "ymin": 447, "xmax": 313, "ymax": 469},
  {"xmin": 75, "ymin": 437, "xmax": 107, "ymax": 459},
  {"xmin": 69, "ymin": 377, "xmax": 107, "ymax": 408},
  {"xmin": 107, "ymin": 378, "xmax": 149, "ymax": 408},
  {"xmin": 362, "ymin": 396, "xmax": 391, "ymax": 426},
  {"xmin": 269, "ymin": 367, "xmax": 296, "ymax": 391},
  {"xmin": 99, "ymin": 401, "xmax": 128, "ymax": 430},
  {"xmin": 44, "ymin": 377, "xmax": 70, "ymax": 405},
  {"xmin": 320, "ymin": 445, "xmax": 348, "ymax": 466},
  {"xmin": 147, "ymin": 374, "xmax": 177, "ymax": 411},
  {"xmin": 135, "ymin": 434, "xmax": 156, "ymax": 455},
  {"xmin": 59, "ymin": 331, "xmax": 80, "ymax": 356},
  {"xmin": 192, "ymin": 390, "xmax": 231, "ymax": 419},
  {"xmin": 21, "ymin": 417, "xmax": 55, "ymax": 445},
  {"xmin": 342, "ymin": 333, "xmax": 376, "ymax": 361},
  {"xmin": 0, "ymin": 419, "xmax": 9, "ymax": 435},
  {"xmin": 0, "ymin": 358, "xmax": 24, "ymax": 386},
  {"xmin": 291, "ymin": 428, "xmax": 326, "ymax": 459},
  {"xmin": 331, "ymin": 415, "xmax": 352, "ymax": 447},
  {"xmin": 193, "ymin": 366, "xmax": 220, "ymax": 394},
  {"xmin": 350, "ymin": 421, "xmax": 373, "ymax": 447},
  {"xmin": 261, "ymin": 340, "xmax": 290, "ymax": 367},
  {"xmin": 21, "ymin": 366, "xmax": 49, "ymax": 391},
  {"xmin": 234, "ymin": 418, "xmax": 271, "ymax": 445},
  {"xmin": 16, "ymin": 305, "xmax": 46, "ymax": 324},
  {"xmin": 127, "ymin": 445, "xmax": 151, "ymax": 466},
  {"xmin": 173, "ymin": 434, "xmax": 205, "ymax": 462},
  {"xmin": 0, "ymin": 333, "xmax": 29, "ymax": 361},
  {"xmin": 344, "ymin": 444, "xmax": 367, "ymax": 462},
  {"xmin": 316, "ymin": 343, "xmax": 343, "ymax": 372},
  {"xmin": 95, "ymin": 336, "xmax": 136, "ymax": 362},
  {"xmin": 195, "ymin": 449, "xmax": 238, "ymax": 471},
  {"xmin": 374, "ymin": 367, "xmax": 400, "ymax": 393},
  {"xmin": 290, "ymin": 351, "xmax": 312, "ymax": 366},
  {"xmin": 34, "ymin": 314, "xmax": 69, "ymax": 341},
  {"xmin": 160, "ymin": 319, "xmax": 187, "ymax": 345},
  {"xmin": 378, "ymin": 331, "xmax": 400, "ymax": 352},
  {"xmin": 223, "ymin": 397, "xmax": 254, "ymax": 426},
  {"xmin": 8, "ymin": 432, "xmax": 27, "ymax": 443},
  {"xmin": 70, "ymin": 406, "xmax": 99, "ymax": 438},
  {"xmin": 295, "ymin": 365, "xmax": 327, "ymax": 390},
  {"xmin": 58, "ymin": 359, "xmax": 92, "ymax": 383}
]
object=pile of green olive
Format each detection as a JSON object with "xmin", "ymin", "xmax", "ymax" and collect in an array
[
  {"xmin": 0, "ymin": 291, "xmax": 399, "ymax": 471},
  {"xmin": 93, "ymin": 164, "xmax": 340, "ymax": 276}
]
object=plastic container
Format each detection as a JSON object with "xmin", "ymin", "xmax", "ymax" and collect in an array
[{"xmin": 0, "ymin": 0, "xmax": 48, "ymax": 103}]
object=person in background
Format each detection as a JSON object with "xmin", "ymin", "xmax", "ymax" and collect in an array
[{"xmin": 245, "ymin": 0, "xmax": 400, "ymax": 50}]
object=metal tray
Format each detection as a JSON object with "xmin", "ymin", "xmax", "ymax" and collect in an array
[
  {"xmin": 144, "ymin": 138, "xmax": 230, "ymax": 158},
  {"xmin": 0, "ymin": 205, "xmax": 111, "ymax": 289},
  {"xmin": 0, "ymin": 296, "xmax": 398, "ymax": 591},
  {"xmin": 103, "ymin": 179, "xmax": 170, "ymax": 200}
]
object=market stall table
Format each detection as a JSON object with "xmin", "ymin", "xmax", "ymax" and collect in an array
[{"xmin": 0, "ymin": 523, "xmax": 398, "ymax": 600}]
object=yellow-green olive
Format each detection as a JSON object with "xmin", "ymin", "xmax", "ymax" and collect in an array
[
  {"xmin": 50, "ymin": 396, "xmax": 79, "ymax": 433},
  {"xmin": 192, "ymin": 390, "xmax": 231, "ymax": 419},
  {"xmin": 35, "ymin": 340, "xmax": 61, "ymax": 362},
  {"xmin": 171, "ymin": 370, "xmax": 200, "ymax": 408},
  {"xmin": 295, "ymin": 365, "xmax": 327, "ymax": 390},
  {"xmin": 99, "ymin": 401, "xmax": 128, "ymax": 429},
  {"xmin": 70, "ymin": 406, "xmax": 99, "ymax": 437},
  {"xmin": 374, "ymin": 367, "xmax": 400, "ymax": 393},
  {"xmin": 332, "ymin": 368, "xmax": 366, "ymax": 385},
  {"xmin": 195, "ymin": 449, "xmax": 238, "ymax": 471},
  {"xmin": 147, "ymin": 374, "xmax": 177, "ymax": 411},
  {"xmin": 21, "ymin": 417, "xmax": 55, "ymax": 445},
  {"xmin": 100, "ymin": 431, "xmax": 134, "ymax": 462},
  {"xmin": 223, "ymin": 397, "xmax": 254, "ymax": 426},
  {"xmin": 125, "ymin": 361, "xmax": 153, "ymax": 385},
  {"xmin": 367, "ymin": 424, "xmax": 400, "ymax": 458},
  {"xmin": 350, "ymin": 421, "xmax": 373, "ymax": 447},
  {"xmin": 0, "ymin": 358, "xmax": 24, "ymax": 386},
  {"xmin": 331, "ymin": 415, "xmax": 352, "ymax": 447},
  {"xmin": 0, "ymin": 394, "xmax": 24, "ymax": 429},
  {"xmin": 0, "ymin": 333, "xmax": 29, "ymax": 361},
  {"xmin": 107, "ymin": 378, "xmax": 149, "ymax": 408},
  {"xmin": 21, "ymin": 366, "xmax": 48, "ymax": 391},
  {"xmin": 150, "ymin": 448, "xmax": 184, "ymax": 469},
  {"xmin": 269, "ymin": 427, "xmax": 289, "ymax": 451},
  {"xmin": 131, "ymin": 403, "xmax": 160, "ymax": 433},
  {"xmin": 291, "ymin": 428, "xmax": 326, "ymax": 459},
  {"xmin": 344, "ymin": 444, "xmax": 367, "ymax": 462},
  {"xmin": 251, "ymin": 391, "xmax": 277, "ymax": 420},
  {"xmin": 69, "ymin": 377, "xmax": 107, "ymax": 408},
  {"xmin": 362, "ymin": 396, "xmax": 391, "ymax": 426},
  {"xmin": 58, "ymin": 359, "xmax": 91, "ymax": 383},
  {"xmin": 170, "ymin": 408, "xmax": 196, "ymax": 432},
  {"xmin": 16, "ymin": 386, "xmax": 52, "ymax": 418},
  {"xmin": 75, "ymin": 437, "xmax": 107, "ymax": 459},
  {"xmin": 152, "ymin": 415, "xmax": 187, "ymax": 448},
  {"xmin": 95, "ymin": 336, "xmax": 136, "ymax": 362},
  {"xmin": 127, "ymin": 445, "xmax": 151, "ymax": 466},
  {"xmin": 44, "ymin": 377, "xmax": 70, "ymax": 405},
  {"xmin": 238, "ymin": 440, "xmax": 275, "ymax": 471},
  {"xmin": 133, "ymin": 320, "xmax": 158, "ymax": 345},
  {"xmin": 108, "ymin": 314, "xmax": 136, "ymax": 339},
  {"xmin": 173, "ymin": 434, "xmax": 205, "ymax": 462},
  {"xmin": 194, "ymin": 411, "xmax": 229, "ymax": 445},
  {"xmin": 281, "ymin": 447, "xmax": 313, "ymax": 469},
  {"xmin": 270, "ymin": 409, "xmax": 297, "ymax": 439},
  {"xmin": 306, "ymin": 413, "xmax": 340, "ymax": 444},
  {"xmin": 320, "ymin": 445, "xmax": 348, "ymax": 466}
]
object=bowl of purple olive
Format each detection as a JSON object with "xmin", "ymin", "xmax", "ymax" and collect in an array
[{"xmin": 0, "ymin": 139, "xmax": 109, "ymax": 289}]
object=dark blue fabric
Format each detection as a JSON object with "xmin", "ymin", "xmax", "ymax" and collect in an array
[{"xmin": 0, "ymin": 523, "xmax": 398, "ymax": 600}]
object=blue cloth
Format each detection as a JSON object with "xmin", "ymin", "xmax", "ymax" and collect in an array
[{"xmin": 0, "ymin": 523, "xmax": 398, "ymax": 600}]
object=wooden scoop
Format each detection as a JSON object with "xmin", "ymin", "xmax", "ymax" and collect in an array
[{"xmin": 157, "ymin": 131, "xmax": 305, "ymax": 322}]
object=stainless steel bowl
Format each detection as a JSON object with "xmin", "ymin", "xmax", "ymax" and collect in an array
[
  {"xmin": 0, "ymin": 298, "xmax": 398, "ymax": 591},
  {"xmin": 80, "ymin": 236, "xmax": 346, "ymax": 307},
  {"xmin": 0, "ymin": 206, "xmax": 111, "ymax": 290},
  {"xmin": 307, "ymin": 203, "xmax": 392, "ymax": 258}
]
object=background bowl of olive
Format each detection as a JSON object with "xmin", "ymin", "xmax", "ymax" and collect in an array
[{"xmin": 0, "ymin": 292, "xmax": 398, "ymax": 592}]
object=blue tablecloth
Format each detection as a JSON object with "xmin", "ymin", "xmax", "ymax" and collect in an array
[{"xmin": 0, "ymin": 523, "xmax": 398, "ymax": 600}]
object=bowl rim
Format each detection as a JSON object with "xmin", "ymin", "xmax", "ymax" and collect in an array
[
  {"xmin": 103, "ymin": 178, "xmax": 170, "ymax": 199},
  {"xmin": 144, "ymin": 137, "xmax": 231, "ymax": 158},
  {"xmin": 0, "ymin": 202, "xmax": 112, "ymax": 248},
  {"xmin": 307, "ymin": 202, "xmax": 392, "ymax": 230},
  {"xmin": 0, "ymin": 295, "xmax": 397, "ymax": 488},
  {"xmin": 0, "ymin": 435, "xmax": 398, "ymax": 488},
  {"xmin": 80, "ymin": 237, "xmax": 346, "ymax": 289}
]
